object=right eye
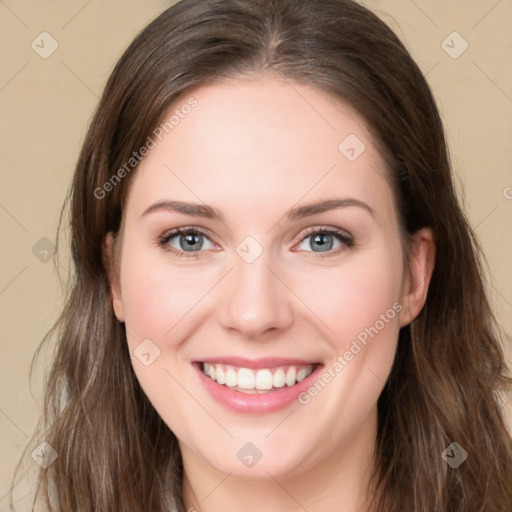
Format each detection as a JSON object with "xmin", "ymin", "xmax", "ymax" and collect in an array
[{"xmin": 157, "ymin": 227, "xmax": 216, "ymax": 259}]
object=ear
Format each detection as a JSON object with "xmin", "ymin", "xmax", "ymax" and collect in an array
[
  {"xmin": 398, "ymin": 227, "xmax": 436, "ymax": 327},
  {"xmin": 103, "ymin": 232, "xmax": 125, "ymax": 323}
]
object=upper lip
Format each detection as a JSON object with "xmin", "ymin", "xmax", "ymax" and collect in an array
[{"xmin": 193, "ymin": 356, "xmax": 320, "ymax": 369}]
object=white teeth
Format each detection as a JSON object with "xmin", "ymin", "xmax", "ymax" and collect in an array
[
  {"xmin": 285, "ymin": 367, "xmax": 297, "ymax": 386},
  {"xmin": 255, "ymin": 369, "xmax": 273, "ymax": 390},
  {"xmin": 238, "ymin": 368, "xmax": 255, "ymax": 389},
  {"xmin": 272, "ymin": 368, "xmax": 286, "ymax": 388},
  {"xmin": 225, "ymin": 368, "xmax": 237, "ymax": 387},
  {"xmin": 216, "ymin": 366, "xmax": 225, "ymax": 385},
  {"xmin": 296, "ymin": 368, "xmax": 308, "ymax": 382},
  {"xmin": 201, "ymin": 363, "xmax": 315, "ymax": 391}
]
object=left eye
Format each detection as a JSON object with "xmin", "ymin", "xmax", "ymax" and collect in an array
[
  {"xmin": 296, "ymin": 229, "xmax": 352, "ymax": 254},
  {"xmin": 158, "ymin": 227, "xmax": 353, "ymax": 259}
]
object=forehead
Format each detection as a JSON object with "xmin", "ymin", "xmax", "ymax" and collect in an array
[{"xmin": 123, "ymin": 74, "xmax": 394, "ymax": 225}]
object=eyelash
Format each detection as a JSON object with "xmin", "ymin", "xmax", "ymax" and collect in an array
[{"xmin": 157, "ymin": 226, "xmax": 355, "ymax": 260}]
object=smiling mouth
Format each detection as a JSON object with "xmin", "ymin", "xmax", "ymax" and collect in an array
[{"xmin": 200, "ymin": 362, "xmax": 318, "ymax": 394}]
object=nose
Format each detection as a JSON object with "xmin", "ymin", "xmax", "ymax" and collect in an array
[{"xmin": 217, "ymin": 250, "xmax": 294, "ymax": 342}]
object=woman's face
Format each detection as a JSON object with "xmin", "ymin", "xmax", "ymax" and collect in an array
[{"xmin": 109, "ymin": 74, "xmax": 432, "ymax": 480}]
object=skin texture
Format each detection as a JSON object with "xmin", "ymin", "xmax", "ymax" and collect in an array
[{"xmin": 106, "ymin": 73, "xmax": 435, "ymax": 512}]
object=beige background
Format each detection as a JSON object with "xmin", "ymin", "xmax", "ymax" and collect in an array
[{"xmin": 1, "ymin": 0, "xmax": 511, "ymax": 508}]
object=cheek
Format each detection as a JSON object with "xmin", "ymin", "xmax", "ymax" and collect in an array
[
  {"xmin": 120, "ymin": 253, "xmax": 199, "ymax": 343},
  {"xmin": 118, "ymin": 253, "xmax": 204, "ymax": 437},
  {"xmin": 292, "ymin": 247, "xmax": 403, "ymax": 436},
  {"xmin": 294, "ymin": 246, "xmax": 403, "ymax": 349}
]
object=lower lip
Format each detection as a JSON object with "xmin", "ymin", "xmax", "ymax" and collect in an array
[{"xmin": 193, "ymin": 363, "xmax": 323, "ymax": 414}]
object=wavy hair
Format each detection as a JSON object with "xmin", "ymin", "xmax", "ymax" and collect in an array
[{"xmin": 12, "ymin": 0, "xmax": 512, "ymax": 510}]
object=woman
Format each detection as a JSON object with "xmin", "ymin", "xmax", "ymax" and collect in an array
[{"xmin": 14, "ymin": 0, "xmax": 512, "ymax": 510}]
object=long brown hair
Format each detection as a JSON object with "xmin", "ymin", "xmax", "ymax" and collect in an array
[{"xmin": 12, "ymin": 0, "xmax": 512, "ymax": 510}]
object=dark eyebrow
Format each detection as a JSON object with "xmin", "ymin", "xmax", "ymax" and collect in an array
[
  {"xmin": 141, "ymin": 201, "xmax": 227, "ymax": 221},
  {"xmin": 141, "ymin": 197, "xmax": 375, "ymax": 222},
  {"xmin": 286, "ymin": 198, "xmax": 375, "ymax": 220}
]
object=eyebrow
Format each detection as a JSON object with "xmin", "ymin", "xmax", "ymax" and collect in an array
[{"xmin": 141, "ymin": 197, "xmax": 376, "ymax": 222}]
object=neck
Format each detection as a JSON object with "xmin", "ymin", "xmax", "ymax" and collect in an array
[{"xmin": 181, "ymin": 406, "xmax": 379, "ymax": 512}]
